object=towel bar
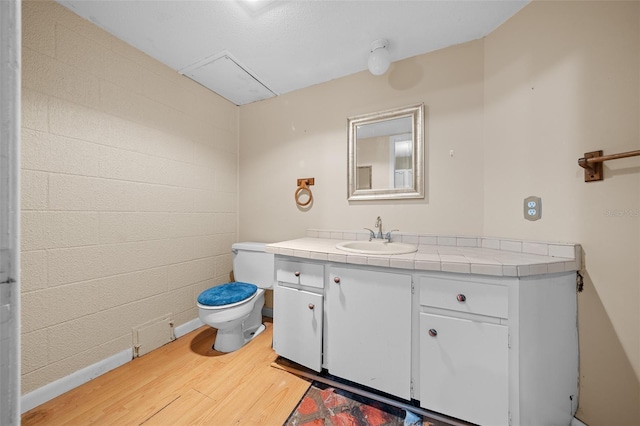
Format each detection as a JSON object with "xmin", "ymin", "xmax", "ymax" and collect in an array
[{"xmin": 578, "ymin": 149, "xmax": 640, "ymax": 182}]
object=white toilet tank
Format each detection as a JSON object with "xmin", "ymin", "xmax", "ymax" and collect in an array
[{"xmin": 232, "ymin": 242, "xmax": 274, "ymax": 289}]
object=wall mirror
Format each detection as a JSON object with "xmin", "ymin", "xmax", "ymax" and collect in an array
[{"xmin": 347, "ymin": 103, "xmax": 424, "ymax": 201}]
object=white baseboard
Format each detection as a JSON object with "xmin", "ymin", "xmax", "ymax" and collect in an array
[
  {"xmin": 174, "ymin": 317, "xmax": 204, "ymax": 338},
  {"xmin": 262, "ymin": 306, "xmax": 273, "ymax": 318},
  {"xmin": 572, "ymin": 417, "xmax": 588, "ymax": 426},
  {"xmin": 21, "ymin": 348, "xmax": 131, "ymax": 414}
]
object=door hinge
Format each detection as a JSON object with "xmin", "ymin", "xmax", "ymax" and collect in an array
[
  {"xmin": 410, "ymin": 379, "xmax": 414, "ymax": 398},
  {"xmin": 508, "ymin": 333, "xmax": 511, "ymax": 349},
  {"xmin": 411, "ymin": 282, "xmax": 415, "ymax": 295},
  {"xmin": 509, "ymin": 411, "xmax": 512, "ymax": 425}
]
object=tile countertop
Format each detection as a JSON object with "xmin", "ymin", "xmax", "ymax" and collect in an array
[{"xmin": 265, "ymin": 230, "xmax": 582, "ymax": 278}]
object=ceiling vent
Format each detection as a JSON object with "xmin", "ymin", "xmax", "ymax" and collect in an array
[{"xmin": 179, "ymin": 51, "xmax": 277, "ymax": 106}]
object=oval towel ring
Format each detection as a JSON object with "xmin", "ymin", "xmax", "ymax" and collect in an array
[{"xmin": 295, "ymin": 178, "xmax": 314, "ymax": 207}]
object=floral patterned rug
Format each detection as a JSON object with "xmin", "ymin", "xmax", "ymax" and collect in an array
[{"xmin": 284, "ymin": 381, "xmax": 446, "ymax": 426}]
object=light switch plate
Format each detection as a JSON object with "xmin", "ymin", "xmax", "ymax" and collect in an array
[{"xmin": 524, "ymin": 196, "xmax": 542, "ymax": 221}]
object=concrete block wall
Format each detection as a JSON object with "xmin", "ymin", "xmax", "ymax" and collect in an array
[{"xmin": 21, "ymin": 0, "xmax": 238, "ymax": 394}]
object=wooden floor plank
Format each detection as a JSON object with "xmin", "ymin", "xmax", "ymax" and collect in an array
[
  {"xmin": 22, "ymin": 319, "xmax": 310, "ymax": 425},
  {"xmin": 239, "ymin": 371, "xmax": 310, "ymax": 425},
  {"xmin": 141, "ymin": 389, "xmax": 214, "ymax": 426}
]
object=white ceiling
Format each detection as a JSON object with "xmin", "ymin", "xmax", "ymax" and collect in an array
[{"xmin": 56, "ymin": 0, "xmax": 530, "ymax": 105}]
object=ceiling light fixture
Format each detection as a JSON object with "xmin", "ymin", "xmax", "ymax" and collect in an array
[{"xmin": 368, "ymin": 39, "xmax": 391, "ymax": 76}]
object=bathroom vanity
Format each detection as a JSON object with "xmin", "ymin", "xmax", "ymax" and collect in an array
[{"xmin": 268, "ymin": 231, "xmax": 580, "ymax": 426}]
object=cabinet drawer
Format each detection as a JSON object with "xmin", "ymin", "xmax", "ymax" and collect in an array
[
  {"xmin": 276, "ymin": 259, "xmax": 324, "ymax": 289},
  {"xmin": 420, "ymin": 276, "xmax": 508, "ymax": 318}
]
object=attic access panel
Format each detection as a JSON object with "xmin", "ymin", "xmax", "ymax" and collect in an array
[{"xmin": 180, "ymin": 51, "xmax": 277, "ymax": 105}]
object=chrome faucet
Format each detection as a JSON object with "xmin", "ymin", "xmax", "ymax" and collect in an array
[
  {"xmin": 365, "ymin": 217, "xmax": 399, "ymax": 242},
  {"xmin": 375, "ymin": 216, "xmax": 383, "ymax": 239}
]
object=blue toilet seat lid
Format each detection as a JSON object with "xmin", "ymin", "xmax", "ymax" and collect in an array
[{"xmin": 197, "ymin": 282, "xmax": 258, "ymax": 307}]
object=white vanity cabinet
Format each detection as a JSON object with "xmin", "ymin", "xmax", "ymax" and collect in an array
[
  {"xmin": 269, "ymin": 236, "xmax": 580, "ymax": 426},
  {"xmin": 326, "ymin": 266, "xmax": 413, "ymax": 399},
  {"xmin": 418, "ymin": 272, "xmax": 579, "ymax": 426},
  {"xmin": 272, "ymin": 259, "xmax": 324, "ymax": 372}
]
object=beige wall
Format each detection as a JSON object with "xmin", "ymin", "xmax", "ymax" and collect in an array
[
  {"xmin": 240, "ymin": 1, "xmax": 640, "ymax": 424},
  {"xmin": 484, "ymin": 1, "xmax": 639, "ymax": 424},
  {"xmin": 239, "ymin": 40, "xmax": 486, "ymax": 242},
  {"xmin": 21, "ymin": 0, "xmax": 238, "ymax": 394}
]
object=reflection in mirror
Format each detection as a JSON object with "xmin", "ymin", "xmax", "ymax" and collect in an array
[
  {"xmin": 348, "ymin": 104, "xmax": 424, "ymax": 200},
  {"xmin": 356, "ymin": 166, "xmax": 372, "ymax": 190}
]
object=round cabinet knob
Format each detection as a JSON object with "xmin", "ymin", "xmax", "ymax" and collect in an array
[
  {"xmin": 333, "ymin": 277, "xmax": 341, "ymax": 284},
  {"xmin": 294, "ymin": 271, "xmax": 300, "ymax": 277},
  {"xmin": 308, "ymin": 303, "xmax": 315, "ymax": 310},
  {"xmin": 456, "ymin": 294, "xmax": 466, "ymax": 302},
  {"xmin": 428, "ymin": 329, "xmax": 438, "ymax": 337}
]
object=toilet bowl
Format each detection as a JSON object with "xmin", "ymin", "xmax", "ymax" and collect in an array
[{"xmin": 197, "ymin": 243, "xmax": 273, "ymax": 352}]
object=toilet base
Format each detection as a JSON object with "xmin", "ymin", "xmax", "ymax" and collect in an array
[
  {"xmin": 213, "ymin": 327, "xmax": 245, "ymax": 352},
  {"xmin": 208, "ymin": 289, "xmax": 267, "ymax": 353},
  {"xmin": 244, "ymin": 323, "xmax": 266, "ymax": 342},
  {"xmin": 213, "ymin": 322, "xmax": 266, "ymax": 353}
]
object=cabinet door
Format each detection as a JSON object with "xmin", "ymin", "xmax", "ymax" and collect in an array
[
  {"xmin": 420, "ymin": 313, "xmax": 509, "ymax": 426},
  {"xmin": 327, "ymin": 267, "xmax": 412, "ymax": 399},
  {"xmin": 273, "ymin": 285, "xmax": 323, "ymax": 372}
]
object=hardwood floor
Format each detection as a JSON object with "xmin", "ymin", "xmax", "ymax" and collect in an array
[{"xmin": 22, "ymin": 319, "xmax": 311, "ymax": 425}]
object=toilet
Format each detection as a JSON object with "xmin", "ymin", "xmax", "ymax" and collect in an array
[{"xmin": 197, "ymin": 242, "xmax": 274, "ymax": 352}]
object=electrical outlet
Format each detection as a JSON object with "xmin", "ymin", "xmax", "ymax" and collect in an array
[{"xmin": 524, "ymin": 196, "xmax": 542, "ymax": 221}]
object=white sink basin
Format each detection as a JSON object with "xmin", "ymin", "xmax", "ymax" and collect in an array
[{"xmin": 335, "ymin": 240, "xmax": 418, "ymax": 255}]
